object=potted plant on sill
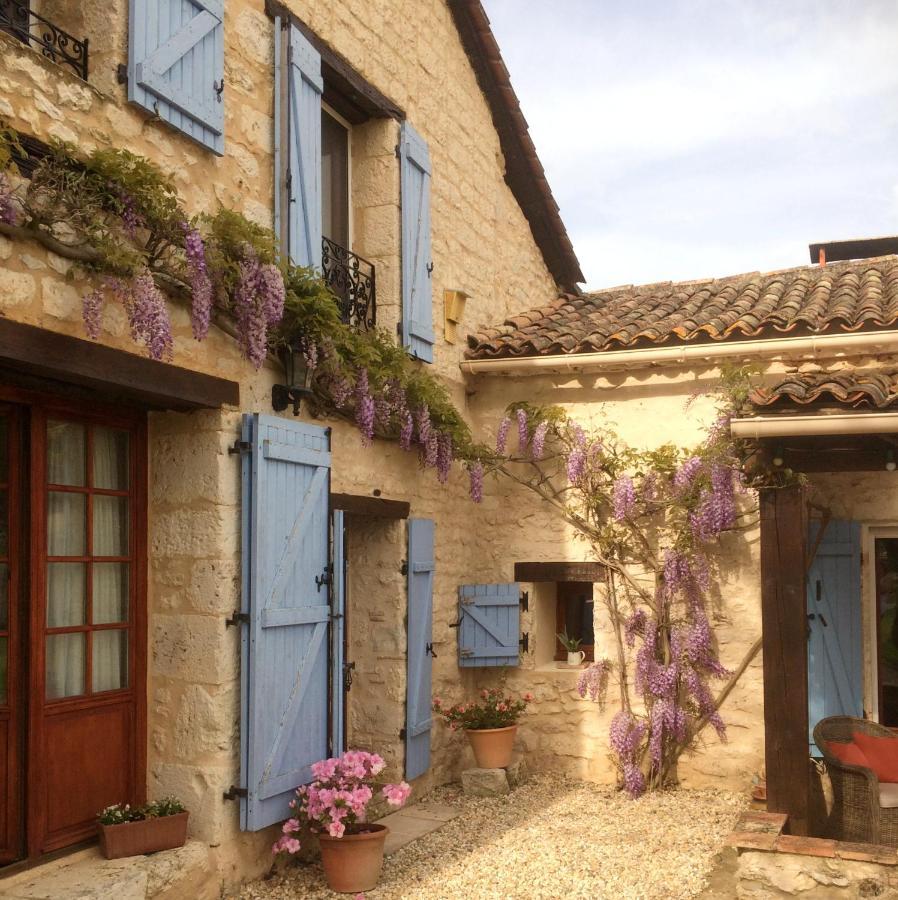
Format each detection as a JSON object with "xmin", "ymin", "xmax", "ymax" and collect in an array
[
  {"xmin": 273, "ymin": 749, "xmax": 411, "ymax": 894},
  {"xmin": 557, "ymin": 631, "xmax": 586, "ymax": 667},
  {"xmin": 97, "ymin": 797, "xmax": 188, "ymax": 859},
  {"xmin": 432, "ymin": 688, "xmax": 532, "ymax": 769}
]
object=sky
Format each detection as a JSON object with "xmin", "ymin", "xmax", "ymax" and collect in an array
[{"xmin": 482, "ymin": 0, "xmax": 898, "ymax": 291}]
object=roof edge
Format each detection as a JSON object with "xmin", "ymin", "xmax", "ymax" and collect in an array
[{"xmin": 448, "ymin": 0, "xmax": 584, "ymax": 290}]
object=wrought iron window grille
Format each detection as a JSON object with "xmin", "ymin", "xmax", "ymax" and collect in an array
[
  {"xmin": 0, "ymin": 1, "xmax": 89, "ymax": 81},
  {"xmin": 321, "ymin": 236, "xmax": 376, "ymax": 331}
]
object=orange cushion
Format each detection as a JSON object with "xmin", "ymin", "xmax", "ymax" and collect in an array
[
  {"xmin": 827, "ymin": 740, "xmax": 870, "ymax": 769},
  {"xmin": 852, "ymin": 731, "xmax": 898, "ymax": 783}
]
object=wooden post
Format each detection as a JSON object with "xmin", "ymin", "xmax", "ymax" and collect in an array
[{"xmin": 760, "ymin": 485, "xmax": 809, "ymax": 835}]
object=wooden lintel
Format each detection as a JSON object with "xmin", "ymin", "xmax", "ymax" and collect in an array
[
  {"xmin": 513, "ymin": 561, "xmax": 607, "ymax": 583},
  {"xmin": 0, "ymin": 318, "xmax": 239, "ymax": 410},
  {"xmin": 760, "ymin": 484, "xmax": 810, "ymax": 835},
  {"xmin": 331, "ymin": 493, "xmax": 410, "ymax": 519}
]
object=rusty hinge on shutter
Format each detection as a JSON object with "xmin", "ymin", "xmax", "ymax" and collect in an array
[
  {"xmin": 460, "ymin": 648, "xmax": 473, "ymax": 658},
  {"xmin": 343, "ymin": 661, "xmax": 355, "ymax": 692},
  {"xmin": 228, "ymin": 439, "xmax": 252, "ymax": 455},
  {"xmin": 519, "ymin": 632, "xmax": 530, "ymax": 654},
  {"xmin": 400, "ymin": 559, "xmax": 408, "ymax": 575},
  {"xmin": 520, "ymin": 591, "xmax": 529, "ymax": 612},
  {"xmin": 222, "ymin": 785, "xmax": 247, "ymax": 801},
  {"xmin": 399, "ymin": 727, "xmax": 407, "ymax": 740},
  {"xmin": 225, "ymin": 610, "xmax": 249, "ymax": 627}
]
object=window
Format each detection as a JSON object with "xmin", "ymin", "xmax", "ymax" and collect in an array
[
  {"xmin": 321, "ymin": 106, "xmax": 350, "ymax": 249},
  {"xmin": 555, "ymin": 582, "xmax": 595, "ymax": 662},
  {"xmin": 0, "ymin": 0, "xmax": 89, "ymax": 80},
  {"xmin": 875, "ymin": 538, "xmax": 898, "ymax": 726}
]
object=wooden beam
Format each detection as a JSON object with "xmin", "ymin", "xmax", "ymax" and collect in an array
[
  {"xmin": 760, "ymin": 485, "xmax": 809, "ymax": 835},
  {"xmin": 330, "ymin": 493, "xmax": 409, "ymax": 519},
  {"xmin": 513, "ymin": 561, "xmax": 607, "ymax": 583},
  {"xmin": 0, "ymin": 319, "xmax": 239, "ymax": 410}
]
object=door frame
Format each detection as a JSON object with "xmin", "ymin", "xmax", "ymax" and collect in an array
[
  {"xmin": 0, "ymin": 384, "xmax": 148, "ymax": 862},
  {"xmin": 862, "ymin": 524, "xmax": 898, "ymax": 725}
]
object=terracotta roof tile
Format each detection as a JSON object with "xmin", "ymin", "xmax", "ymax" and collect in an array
[
  {"xmin": 466, "ymin": 256, "xmax": 898, "ymax": 359},
  {"xmin": 750, "ymin": 370, "xmax": 898, "ymax": 410}
]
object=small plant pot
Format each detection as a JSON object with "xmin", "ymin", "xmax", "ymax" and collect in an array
[
  {"xmin": 465, "ymin": 725, "xmax": 517, "ymax": 768},
  {"xmin": 567, "ymin": 650, "xmax": 586, "ymax": 667},
  {"xmin": 318, "ymin": 824, "xmax": 389, "ymax": 893},
  {"xmin": 98, "ymin": 811, "xmax": 189, "ymax": 859}
]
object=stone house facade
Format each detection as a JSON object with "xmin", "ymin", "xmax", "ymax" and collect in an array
[{"xmin": 0, "ymin": 0, "xmax": 583, "ymax": 893}]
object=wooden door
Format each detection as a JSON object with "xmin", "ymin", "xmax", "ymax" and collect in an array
[
  {"xmin": 0, "ymin": 407, "xmax": 23, "ymax": 863},
  {"xmin": 26, "ymin": 408, "xmax": 146, "ymax": 856}
]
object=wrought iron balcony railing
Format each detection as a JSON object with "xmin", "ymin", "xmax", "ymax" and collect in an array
[
  {"xmin": 0, "ymin": 1, "xmax": 89, "ymax": 81},
  {"xmin": 321, "ymin": 236, "xmax": 376, "ymax": 331}
]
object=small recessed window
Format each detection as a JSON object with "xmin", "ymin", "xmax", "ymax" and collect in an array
[
  {"xmin": 321, "ymin": 107, "xmax": 350, "ymax": 249},
  {"xmin": 555, "ymin": 581, "xmax": 595, "ymax": 661}
]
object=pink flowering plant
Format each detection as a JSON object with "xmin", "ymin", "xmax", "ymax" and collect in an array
[
  {"xmin": 432, "ymin": 688, "xmax": 533, "ymax": 731},
  {"xmin": 272, "ymin": 750, "xmax": 411, "ymax": 854}
]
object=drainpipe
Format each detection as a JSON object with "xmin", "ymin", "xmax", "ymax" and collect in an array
[
  {"xmin": 731, "ymin": 412, "xmax": 898, "ymax": 439},
  {"xmin": 460, "ymin": 330, "xmax": 898, "ymax": 377}
]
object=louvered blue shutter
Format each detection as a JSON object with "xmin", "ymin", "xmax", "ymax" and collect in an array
[
  {"xmin": 458, "ymin": 583, "xmax": 521, "ymax": 667},
  {"xmin": 278, "ymin": 24, "xmax": 322, "ymax": 269},
  {"xmin": 400, "ymin": 122, "xmax": 434, "ymax": 363},
  {"xmin": 405, "ymin": 518, "xmax": 434, "ymax": 780},
  {"xmin": 807, "ymin": 520, "xmax": 863, "ymax": 756},
  {"xmin": 128, "ymin": 0, "xmax": 224, "ymax": 154},
  {"xmin": 239, "ymin": 415, "xmax": 331, "ymax": 830}
]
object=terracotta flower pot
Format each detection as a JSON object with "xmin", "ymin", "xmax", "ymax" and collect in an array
[
  {"xmin": 466, "ymin": 724, "xmax": 517, "ymax": 768},
  {"xmin": 98, "ymin": 811, "xmax": 189, "ymax": 859},
  {"xmin": 318, "ymin": 823, "xmax": 389, "ymax": 893}
]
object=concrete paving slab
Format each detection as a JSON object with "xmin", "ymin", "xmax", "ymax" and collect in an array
[{"xmin": 376, "ymin": 802, "xmax": 460, "ymax": 856}]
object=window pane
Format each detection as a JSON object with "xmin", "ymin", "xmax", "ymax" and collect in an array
[
  {"xmin": 0, "ymin": 637, "xmax": 6, "ymax": 705},
  {"xmin": 46, "ymin": 633, "xmax": 85, "ymax": 699},
  {"xmin": 47, "ymin": 562, "xmax": 86, "ymax": 627},
  {"xmin": 48, "ymin": 492, "xmax": 86, "ymax": 556},
  {"xmin": 47, "ymin": 420, "xmax": 86, "ymax": 486},
  {"xmin": 321, "ymin": 110, "xmax": 350, "ymax": 248},
  {"xmin": 93, "ymin": 496, "xmax": 129, "ymax": 557},
  {"xmin": 0, "ymin": 416, "xmax": 7, "ymax": 482},
  {"xmin": 93, "ymin": 563, "xmax": 129, "ymax": 624},
  {"xmin": 92, "ymin": 630, "xmax": 128, "ymax": 693},
  {"xmin": 0, "ymin": 563, "xmax": 7, "ymax": 630},
  {"xmin": 93, "ymin": 427, "xmax": 129, "ymax": 490},
  {"xmin": 0, "ymin": 488, "xmax": 6, "ymax": 557}
]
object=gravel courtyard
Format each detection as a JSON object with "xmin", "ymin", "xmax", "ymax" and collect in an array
[{"xmin": 236, "ymin": 775, "xmax": 746, "ymax": 900}]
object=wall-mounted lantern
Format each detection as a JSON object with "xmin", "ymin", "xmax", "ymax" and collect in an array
[
  {"xmin": 444, "ymin": 289, "xmax": 468, "ymax": 344},
  {"xmin": 271, "ymin": 341, "xmax": 314, "ymax": 416}
]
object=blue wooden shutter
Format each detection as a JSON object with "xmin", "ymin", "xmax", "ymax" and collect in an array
[
  {"xmin": 406, "ymin": 519, "xmax": 434, "ymax": 780},
  {"xmin": 128, "ymin": 0, "xmax": 224, "ymax": 154},
  {"xmin": 282, "ymin": 24, "xmax": 322, "ymax": 269},
  {"xmin": 458, "ymin": 583, "xmax": 521, "ymax": 668},
  {"xmin": 807, "ymin": 520, "xmax": 863, "ymax": 756},
  {"xmin": 239, "ymin": 414, "xmax": 331, "ymax": 830},
  {"xmin": 330, "ymin": 509, "xmax": 346, "ymax": 757},
  {"xmin": 400, "ymin": 122, "xmax": 434, "ymax": 363}
]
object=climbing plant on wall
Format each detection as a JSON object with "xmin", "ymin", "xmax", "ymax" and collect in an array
[{"xmin": 476, "ymin": 374, "xmax": 764, "ymax": 797}]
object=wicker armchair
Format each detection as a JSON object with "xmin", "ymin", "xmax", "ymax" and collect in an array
[{"xmin": 814, "ymin": 716, "xmax": 898, "ymax": 845}]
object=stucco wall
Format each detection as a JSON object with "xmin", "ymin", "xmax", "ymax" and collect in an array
[{"xmin": 0, "ymin": 0, "xmax": 560, "ymax": 887}]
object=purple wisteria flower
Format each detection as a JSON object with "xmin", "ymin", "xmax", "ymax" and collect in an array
[
  {"xmin": 609, "ymin": 710, "xmax": 648, "ymax": 798},
  {"xmin": 566, "ymin": 447, "xmax": 586, "ymax": 483},
  {"xmin": 516, "ymin": 407, "xmax": 528, "ymax": 454},
  {"xmin": 330, "ymin": 375, "xmax": 352, "ymax": 408},
  {"xmin": 416, "ymin": 405, "xmax": 432, "ymax": 447},
  {"xmin": 468, "ymin": 460, "xmax": 484, "ymax": 503},
  {"xmin": 126, "ymin": 270, "xmax": 173, "ymax": 361},
  {"xmin": 531, "ymin": 421, "xmax": 548, "ymax": 460},
  {"xmin": 612, "ymin": 475, "xmax": 636, "ymax": 521},
  {"xmin": 577, "ymin": 659, "xmax": 611, "ymax": 703},
  {"xmin": 399, "ymin": 410, "xmax": 414, "ymax": 451},
  {"xmin": 118, "ymin": 191, "xmax": 144, "ymax": 239},
  {"xmin": 232, "ymin": 246, "xmax": 286, "ymax": 368},
  {"xmin": 673, "ymin": 456, "xmax": 703, "ymax": 493},
  {"xmin": 259, "ymin": 263, "xmax": 286, "ymax": 326},
  {"xmin": 182, "ymin": 223, "xmax": 213, "ymax": 341},
  {"xmin": 624, "ymin": 609, "xmax": 647, "ymax": 648},
  {"xmin": 496, "ymin": 416, "xmax": 510, "ymax": 455},
  {"xmin": 690, "ymin": 463, "xmax": 736, "ymax": 542},
  {"xmin": 354, "ymin": 369, "xmax": 375, "ymax": 445},
  {"xmin": 81, "ymin": 288, "xmax": 103, "ymax": 340},
  {"xmin": 436, "ymin": 432, "xmax": 453, "ymax": 484},
  {"xmin": 423, "ymin": 430, "xmax": 439, "ymax": 469}
]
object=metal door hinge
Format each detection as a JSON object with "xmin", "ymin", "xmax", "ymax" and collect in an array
[
  {"xmin": 344, "ymin": 660, "xmax": 356, "ymax": 691},
  {"xmin": 399, "ymin": 727, "xmax": 407, "ymax": 740},
  {"xmin": 226, "ymin": 610, "xmax": 249, "ymax": 628},
  {"xmin": 520, "ymin": 632, "xmax": 530, "ymax": 653},
  {"xmin": 400, "ymin": 560, "xmax": 408, "ymax": 576},
  {"xmin": 426, "ymin": 642, "xmax": 437, "ymax": 658},
  {"xmin": 316, "ymin": 566, "xmax": 332, "ymax": 591},
  {"xmin": 116, "ymin": 63, "xmax": 128, "ymax": 85},
  {"xmin": 460, "ymin": 648, "xmax": 473, "ymax": 658},
  {"xmin": 229, "ymin": 439, "xmax": 252, "ymax": 455},
  {"xmin": 520, "ymin": 591, "xmax": 529, "ymax": 612},
  {"xmin": 222, "ymin": 785, "xmax": 247, "ymax": 801}
]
